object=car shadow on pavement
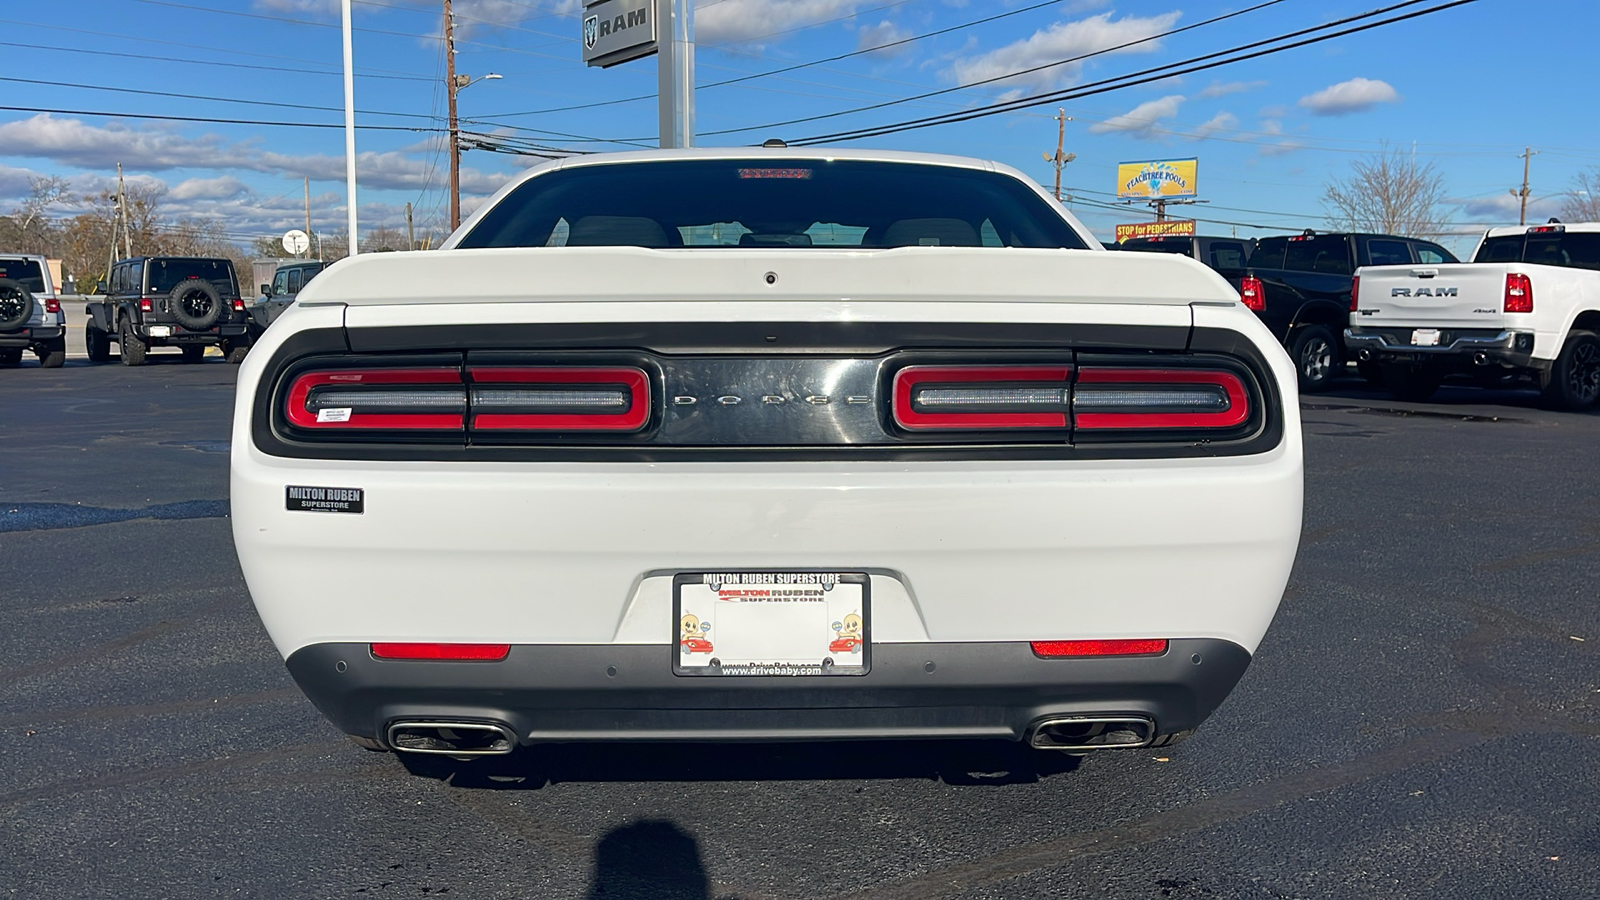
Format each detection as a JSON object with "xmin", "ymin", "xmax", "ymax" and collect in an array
[
  {"xmin": 583, "ymin": 820, "xmax": 715, "ymax": 900},
  {"xmin": 398, "ymin": 738, "xmax": 1082, "ymax": 789}
]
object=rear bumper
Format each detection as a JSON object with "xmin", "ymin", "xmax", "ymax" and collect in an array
[
  {"xmin": 0, "ymin": 326, "xmax": 63, "ymax": 347},
  {"xmin": 137, "ymin": 322, "xmax": 248, "ymax": 343},
  {"xmin": 1344, "ymin": 327, "xmax": 1540, "ymax": 368},
  {"xmin": 286, "ymin": 638, "xmax": 1252, "ymax": 745}
]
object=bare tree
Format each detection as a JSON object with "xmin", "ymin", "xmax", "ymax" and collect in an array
[
  {"xmin": 1322, "ymin": 146, "xmax": 1447, "ymax": 237},
  {"xmin": 0, "ymin": 175, "xmax": 71, "ymax": 255},
  {"xmin": 1563, "ymin": 168, "xmax": 1600, "ymax": 222}
]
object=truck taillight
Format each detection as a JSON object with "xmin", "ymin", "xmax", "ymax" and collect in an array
[
  {"xmin": 1240, "ymin": 276, "xmax": 1264, "ymax": 312},
  {"xmin": 1073, "ymin": 368, "xmax": 1250, "ymax": 430},
  {"xmin": 892, "ymin": 365, "xmax": 1073, "ymax": 430},
  {"xmin": 1349, "ymin": 275, "xmax": 1360, "ymax": 312},
  {"xmin": 284, "ymin": 368, "xmax": 466, "ymax": 431},
  {"xmin": 44, "ymin": 297, "xmax": 60, "ymax": 313},
  {"xmin": 467, "ymin": 367, "xmax": 650, "ymax": 432},
  {"xmin": 233, "ymin": 299, "xmax": 246, "ymax": 311},
  {"xmin": 1504, "ymin": 273, "xmax": 1532, "ymax": 313},
  {"xmin": 139, "ymin": 298, "xmax": 152, "ymax": 312}
]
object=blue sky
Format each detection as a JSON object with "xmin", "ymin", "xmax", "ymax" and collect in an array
[{"xmin": 2, "ymin": 0, "xmax": 1594, "ymax": 255}]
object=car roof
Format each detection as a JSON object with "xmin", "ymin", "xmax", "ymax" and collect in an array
[{"xmin": 1483, "ymin": 222, "xmax": 1600, "ymax": 238}]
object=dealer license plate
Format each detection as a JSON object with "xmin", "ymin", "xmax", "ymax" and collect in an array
[
  {"xmin": 1411, "ymin": 328, "xmax": 1440, "ymax": 347},
  {"xmin": 672, "ymin": 572, "xmax": 869, "ymax": 676}
]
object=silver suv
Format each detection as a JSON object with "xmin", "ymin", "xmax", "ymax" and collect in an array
[{"xmin": 0, "ymin": 254, "xmax": 66, "ymax": 368}]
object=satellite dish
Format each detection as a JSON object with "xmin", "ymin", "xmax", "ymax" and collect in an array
[{"xmin": 282, "ymin": 229, "xmax": 310, "ymax": 255}]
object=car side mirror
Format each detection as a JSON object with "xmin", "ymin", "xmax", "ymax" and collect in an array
[
  {"xmin": 260, "ymin": 283, "xmax": 273, "ymax": 297},
  {"xmin": 92, "ymin": 280, "xmax": 106, "ymax": 295}
]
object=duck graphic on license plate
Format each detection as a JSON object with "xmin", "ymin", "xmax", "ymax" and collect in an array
[{"xmin": 673, "ymin": 572, "xmax": 869, "ymax": 676}]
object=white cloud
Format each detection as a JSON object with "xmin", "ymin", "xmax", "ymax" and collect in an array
[
  {"xmin": 695, "ymin": 0, "xmax": 863, "ymax": 45},
  {"xmin": 1298, "ymin": 77, "xmax": 1400, "ymax": 116},
  {"xmin": 1192, "ymin": 111, "xmax": 1238, "ymax": 139},
  {"xmin": 1197, "ymin": 80, "xmax": 1265, "ymax": 99},
  {"xmin": 1087, "ymin": 94, "xmax": 1184, "ymax": 139},
  {"xmin": 947, "ymin": 11, "xmax": 1182, "ymax": 99},
  {"xmin": 169, "ymin": 176, "xmax": 253, "ymax": 202},
  {"xmin": 1456, "ymin": 193, "xmax": 1562, "ymax": 222},
  {"xmin": 857, "ymin": 20, "xmax": 912, "ymax": 57},
  {"xmin": 1255, "ymin": 118, "xmax": 1302, "ymax": 156},
  {"xmin": 0, "ymin": 114, "xmax": 511, "ymax": 194}
]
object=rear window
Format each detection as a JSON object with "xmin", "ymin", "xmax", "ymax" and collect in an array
[
  {"xmin": 1474, "ymin": 231, "xmax": 1600, "ymax": 271},
  {"xmin": 458, "ymin": 159, "xmax": 1090, "ymax": 250},
  {"xmin": 0, "ymin": 259, "xmax": 46, "ymax": 293},
  {"xmin": 1207, "ymin": 241, "xmax": 1249, "ymax": 271},
  {"xmin": 1119, "ymin": 239, "xmax": 1194, "ymax": 258},
  {"xmin": 1282, "ymin": 234, "xmax": 1351, "ymax": 275},
  {"xmin": 147, "ymin": 258, "xmax": 237, "ymax": 295}
]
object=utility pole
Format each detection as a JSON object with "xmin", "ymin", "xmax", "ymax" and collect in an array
[
  {"xmin": 303, "ymin": 177, "xmax": 312, "ymax": 259},
  {"xmin": 1040, "ymin": 109, "xmax": 1075, "ymax": 202},
  {"xmin": 445, "ymin": 0, "xmax": 461, "ymax": 231},
  {"xmin": 1510, "ymin": 147, "xmax": 1538, "ymax": 226},
  {"xmin": 341, "ymin": 0, "xmax": 358, "ymax": 256},
  {"xmin": 116, "ymin": 163, "xmax": 131, "ymax": 258},
  {"xmin": 1153, "ymin": 198, "xmax": 1167, "ymax": 224},
  {"xmin": 406, "ymin": 202, "xmax": 415, "ymax": 251}
]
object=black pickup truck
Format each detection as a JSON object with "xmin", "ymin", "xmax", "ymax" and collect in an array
[
  {"xmin": 85, "ymin": 256, "xmax": 251, "ymax": 365},
  {"xmin": 1122, "ymin": 231, "xmax": 1459, "ymax": 391}
]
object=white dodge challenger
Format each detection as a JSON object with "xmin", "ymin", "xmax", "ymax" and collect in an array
[{"xmin": 230, "ymin": 148, "xmax": 1302, "ymax": 759}]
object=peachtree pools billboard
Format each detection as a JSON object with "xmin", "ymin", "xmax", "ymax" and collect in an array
[{"xmin": 1116, "ymin": 158, "xmax": 1199, "ymax": 200}]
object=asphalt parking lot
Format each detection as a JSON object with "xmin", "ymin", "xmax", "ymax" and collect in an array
[{"xmin": 2, "ymin": 360, "xmax": 1598, "ymax": 899}]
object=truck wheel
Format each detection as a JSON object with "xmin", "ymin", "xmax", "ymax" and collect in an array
[
  {"xmin": 0, "ymin": 348, "xmax": 22, "ymax": 367},
  {"xmin": 0, "ymin": 278, "xmax": 35, "ymax": 330},
  {"xmin": 1540, "ymin": 330, "xmax": 1600, "ymax": 411},
  {"xmin": 37, "ymin": 338, "xmax": 66, "ymax": 368},
  {"xmin": 86, "ymin": 324, "xmax": 112, "ymax": 363},
  {"xmin": 1289, "ymin": 325, "xmax": 1340, "ymax": 393},
  {"xmin": 119, "ymin": 318, "xmax": 147, "ymax": 367},
  {"xmin": 1381, "ymin": 363, "xmax": 1442, "ymax": 402},
  {"xmin": 169, "ymin": 279, "xmax": 222, "ymax": 331},
  {"xmin": 221, "ymin": 339, "xmax": 250, "ymax": 364}
]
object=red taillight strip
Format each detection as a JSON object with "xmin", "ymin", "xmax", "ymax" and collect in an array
[
  {"xmin": 893, "ymin": 365, "xmax": 1073, "ymax": 430},
  {"xmin": 285, "ymin": 368, "xmax": 466, "ymax": 430},
  {"xmin": 371, "ymin": 642, "xmax": 511, "ymax": 661},
  {"xmin": 468, "ymin": 367, "xmax": 650, "ymax": 431},
  {"xmin": 1074, "ymin": 368, "xmax": 1249, "ymax": 430},
  {"xmin": 1031, "ymin": 639, "xmax": 1168, "ymax": 658}
]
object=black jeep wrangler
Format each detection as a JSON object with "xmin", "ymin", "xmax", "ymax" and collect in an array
[{"xmin": 85, "ymin": 256, "xmax": 251, "ymax": 365}]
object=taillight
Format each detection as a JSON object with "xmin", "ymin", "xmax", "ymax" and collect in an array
[
  {"xmin": 232, "ymin": 299, "xmax": 245, "ymax": 311},
  {"xmin": 1073, "ymin": 368, "xmax": 1250, "ymax": 430},
  {"xmin": 468, "ymin": 367, "xmax": 650, "ymax": 431},
  {"xmin": 44, "ymin": 296, "xmax": 60, "ymax": 314},
  {"xmin": 1349, "ymin": 275, "xmax": 1360, "ymax": 312},
  {"xmin": 139, "ymin": 298, "xmax": 152, "ymax": 312},
  {"xmin": 892, "ymin": 365, "xmax": 1073, "ymax": 430},
  {"xmin": 1031, "ymin": 639, "xmax": 1168, "ymax": 658},
  {"xmin": 1505, "ymin": 273, "xmax": 1532, "ymax": 313},
  {"xmin": 371, "ymin": 642, "xmax": 510, "ymax": 661},
  {"xmin": 1240, "ymin": 275, "xmax": 1265, "ymax": 312},
  {"xmin": 284, "ymin": 368, "xmax": 466, "ymax": 430}
]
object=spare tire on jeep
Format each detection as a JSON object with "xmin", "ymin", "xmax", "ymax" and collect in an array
[
  {"xmin": 0, "ymin": 277, "xmax": 35, "ymax": 330},
  {"xmin": 169, "ymin": 278, "xmax": 222, "ymax": 331}
]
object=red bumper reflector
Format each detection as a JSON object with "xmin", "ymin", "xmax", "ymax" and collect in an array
[
  {"xmin": 1031, "ymin": 639, "xmax": 1168, "ymax": 658},
  {"xmin": 892, "ymin": 365, "xmax": 1073, "ymax": 430},
  {"xmin": 370, "ymin": 642, "xmax": 511, "ymax": 661}
]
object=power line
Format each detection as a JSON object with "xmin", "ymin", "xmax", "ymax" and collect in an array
[
  {"xmin": 787, "ymin": 0, "xmax": 1477, "ymax": 145},
  {"xmin": 0, "ymin": 76, "xmax": 442, "ymax": 123},
  {"xmin": 0, "ymin": 40, "xmax": 436, "ymax": 82},
  {"xmin": 0, "ymin": 105, "xmax": 436, "ymax": 133}
]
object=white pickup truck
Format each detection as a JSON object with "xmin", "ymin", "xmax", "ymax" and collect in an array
[{"xmin": 1346, "ymin": 222, "xmax": 1600, "ymax": 407}]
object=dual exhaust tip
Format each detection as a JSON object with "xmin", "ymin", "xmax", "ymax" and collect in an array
[
  {"xmin": 386, "ymin": 716, "xmax": 1156, "ymax": 756},
  {"xmin": 1028, "ymin": 716, "xmax": 1155, "ymax": 751}
]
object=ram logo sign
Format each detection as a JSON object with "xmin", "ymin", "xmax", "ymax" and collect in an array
[
  {"xmin": 1390, "ymin": 287, "xmax": 1459, "ymax": 297},
  {"xmin": 581, "ymin": 0, "xmax": 657, "ymax": 68}
]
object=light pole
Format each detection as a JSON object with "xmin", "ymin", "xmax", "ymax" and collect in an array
[{"xmin": 448, "ymin": 72, "xmax": 500, "ymax": 230}]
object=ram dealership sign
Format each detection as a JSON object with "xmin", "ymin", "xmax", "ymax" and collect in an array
[{"xmin": 582, "ymin": 0, "xmax": 658, "ymax": 68}]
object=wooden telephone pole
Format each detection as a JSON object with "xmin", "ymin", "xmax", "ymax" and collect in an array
[
  {"xmin": 1510, "ymin": 147, "xmax": 1538, "ymax": 226},
  {"xmin": 1041, "ymin": 109, "xmax": 1075, "ymax": 201},
  {"xmin": 303, "ymin": 177, "xmax": 312, "ymax": 259}
]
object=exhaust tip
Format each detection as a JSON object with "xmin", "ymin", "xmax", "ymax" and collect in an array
[
  {"xmin": 1357, "ymin": 349, "xmax": 1373, "ymax": 361},
  {"xmin": 1473, "ymin": 351, "xmax": 1489, "ymax": 365},
  {"xmin": 1029, "ymin": 716, "xmax": 1155, "ymax": 751},
  {"xmin": 387, "ymin": 720, "xmax": 516, "ymax": 756}
]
